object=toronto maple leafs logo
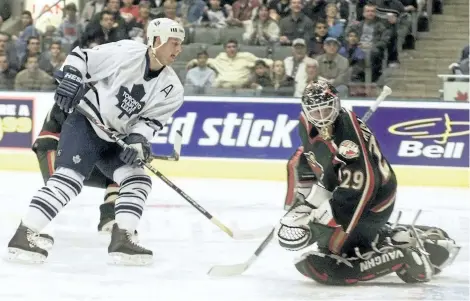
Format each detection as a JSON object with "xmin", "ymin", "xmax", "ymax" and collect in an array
[{"xmin": 115, "ymin": 84, "xmax": 146, "ymax": 118}]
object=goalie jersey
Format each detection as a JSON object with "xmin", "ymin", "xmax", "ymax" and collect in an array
[{"xmin": 63, "ymin": 40, "xmax": 184, "ymax": 142}]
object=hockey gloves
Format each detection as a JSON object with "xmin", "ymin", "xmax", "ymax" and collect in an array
[
  {"xmin": 120, "ymin": 134, "xmax": 151, "ymax": 166},
  {"xmin": 54, "ymin": 65, "xmax": 84, "ymax": 113}
]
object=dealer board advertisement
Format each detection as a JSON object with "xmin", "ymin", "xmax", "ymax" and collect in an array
[
  {"xmin": 352, "ymin": 106, "xmax": 470, "ymax": 168},
  {"xmin": 0, "ymin": 98, "xmax": 34, "ymax": 149}
]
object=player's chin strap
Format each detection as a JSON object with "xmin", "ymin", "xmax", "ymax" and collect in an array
[{"xmin": 150, "ymin": 45, "xmax": 165, "ymax": 67}]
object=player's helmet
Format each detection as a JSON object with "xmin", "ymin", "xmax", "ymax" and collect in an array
[
  {"xmin": 301, "ymin": 80, "xmax": 341, "ymax": 128},
  {"xmin": 146, "ymin": 18, "xmax": 185, "ymax": 48}
]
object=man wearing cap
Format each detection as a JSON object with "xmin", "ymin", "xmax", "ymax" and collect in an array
[
  {"xmin": 284, "ymin": 38, "xmax": 316, "ymax": 96},
  {"xmin": 315, "ymin": 36, "xmax": 349, "ymax": 97}
]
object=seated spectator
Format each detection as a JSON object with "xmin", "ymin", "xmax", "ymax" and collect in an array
[
  {"xmin": 325, "ymin": 3, "xmax": 345, "ymax": 39},
  {"xmin": 449, "ymin": 45, "xmax": 470, "ymax": 82},
  {"xmin": 271, "ymin": 59, "xmax": 294, "ymax": 92},
  {"xmin": 284, "ymin": 38, "xmax": 316, "ymax": 94},
  {"xmin": 268, "ymin": 0, "xmax": 290, "ymax": 21},
  {"xmin": 294, "ymin": 59, "xmax": 327, "ymax": 97},
  {"xmin": 136, "ymin": 1, "xmax": 152, "ymax": 37},
  {"xmin": 88, "ymin": 0, "xmax": 129, "ymax": 32},
  {"xmin": 19, "ymin": 36, "xmax": 41, "ymax": 71},
  {"xmin": 81, "ymin": 0, "xmax": 107, "ymax": 28},
  {"xmin": 121, "ymin": 0, "xmax": 140, "ymax": 21},
  {"xmin": 227, "ymin": 0, "xmax": 260, "ymax": 27},
  {"xmin": 307, "ymin": 19, "xmax": 328, "ymax": 57},
  {"xmin": 55, "ymin": 3, "xmax": 83, "ymax": 48},
  {"xmin": 185, "ymin": 0, "xmax": 206, "ymax": 25},
  {"xmin": 316, "ymin": 37, "xmax": 349, "ymax": 97},
  {"xmin": 279, "ymin": 0, "xmax": 313, "ymax": 45},
  {"xmin": 42, "ymin": 25, "xmax": 57, "ymax": 53},
  {"xmin": 186, "ymin": 39, "xmax": 272, "ymax": 88},
  {"xmin": 14, "ymin": 56, "xmax": 55, "ymax": 91},
  {"xmin": 0, "ymin": 0, "xmax": 11, "ymax": 30},
  {"xmin": 0, "ymin": 54, "xmax": 16, "ymax": 90},
  {"xmin": 185, "ymin": 50, "xmax": 216, "ymax": 91},
  {"xmin": 156, "ymin": 0, "xmax": 184, "ymax": 24},
  {"xmin": 339, "ymin": 30, "xmax": 365, "ymax": 82},
  {"xmin": 242, "ymin": 5, "xmax": 280, "ymax": 46},
  {"xmin": 39, "ymin": 42, "xmax": 66, "ymax": 76},
  {"xmin": 80, "ymin": 11, "xmax": 129, "ymax": 47},
  {"xmin": 375, "ymin": 0, "xmax": 408, "ymax": 67},
  {"xmin": 348, "ymin": 3, "xmax": 391, "ymax": 82},
  {"xmin": 14, "ymin": 11, "xmax": 39, "ymax": 62},
  {"xmin": 246, "ymin": 60, "xmax": 273, "ymax": 89},
  {"xmin": 201, "ymin": 0, "xmax": 229, "ymax": 28},
  {"xmin": 0, "ymin": 32, "xmax": 18, "ymax": 71}
]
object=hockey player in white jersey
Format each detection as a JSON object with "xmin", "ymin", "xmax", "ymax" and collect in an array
[{"xmin": 6, "ymin": 18, "xmax": 185, "ymax": 265}]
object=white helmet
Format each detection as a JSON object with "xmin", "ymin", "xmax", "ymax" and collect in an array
[{"xmin": 146, "ymin": 18, "xmax": 185, "ymax": 48}]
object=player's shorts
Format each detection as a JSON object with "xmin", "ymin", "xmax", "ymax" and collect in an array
[{"xmin": 54, "ymin": 111, "xmax": 126, "ymax": 180}]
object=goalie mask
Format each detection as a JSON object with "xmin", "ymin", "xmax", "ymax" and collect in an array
[{"xmin": 301, "ymin": 81, "xmax": 341, "ymax": 129}]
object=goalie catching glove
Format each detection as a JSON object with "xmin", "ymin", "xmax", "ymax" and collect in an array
[{"xmin": 119, "ymin": 134, "xmax": 151, "ymax": 166}]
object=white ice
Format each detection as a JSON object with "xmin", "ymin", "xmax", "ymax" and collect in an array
[{"xmin": 0, "ymin": 170, "xmax": 468, "ymax": 301}]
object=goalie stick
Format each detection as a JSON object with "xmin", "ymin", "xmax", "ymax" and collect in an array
[
  {"xmin": 74, "ymin": 105, "xmax": 269, "ymax": 240},
  {"xmin": 208, "ymin": 86, "xmax": 393, "ymax": 277}
]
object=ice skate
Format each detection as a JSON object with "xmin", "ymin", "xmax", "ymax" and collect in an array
[
  {"xmin": 6, "ymin": 223, "xmax": 48, "ymax": 263},
  {"xmin": 108, "ymin": 224, "xmax": 152, "ymax": 266}
]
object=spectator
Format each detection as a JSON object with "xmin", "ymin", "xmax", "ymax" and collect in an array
[
  {"xmin": 159, "ymin": 0, "xmax": 184, "ymax": 24},
  {"xmin": 89, "ymin": 0, "xmax": 129, "ymax": 30},
  {"xmin": 316, "ymin": 37, "xmax": 349, "ymax": 97},
  {"xmin": 242, "ymin": 5, "xmax": 280, "ymax": 46},
  {"xmin": 279, "ymin": 0, "xmax": 314, "ymax": 45},
  {"xmin": 185, "ymin": 50, "xmax": 216, "ymax": 90},
  {"xmin": 268, "ymin": 0, "xmax": 290, "ymax": 21},
  {"xmin": 42, "ymin": 25, "xmax": 57, "ymax": 53},
  {"xmin": 449, "ymin": 45, "xmax": 470, "ymax": 81},
  {"xmin": 121, "ymin": 0, "xmax": 140, "ymax": 21},
  {"xmin": 303, "ymin": 0, "xmax": 350, "ymax": 22},
  {"xmin": 185, "ymin": 0, "xmax": 207, "ymax": 25},
  {"xmin": 375, "ymin": 0, "xmax": 408, "ymax": 67},
  {"xmin": 270, "ymin": 59, "xmax": 295, "ymax": 94},
  {"xmin": 294, "ymin": 59, "xmax": 327, "ymax": 97},
  {"xmin": 55, "ymin": 3, "xmax": 83, "ymax": 47},
  {"xmin": 0, "ymin": 32, "xmax": 18, "ymax": 71},
  {"xmin": 14, "ymin": 11, "xmax": 39, "ymax": 62},
  {"xmin": 228, "ymin": 0, "xmax": 260, "ymax": 27},
  {"xmin": 307, "ymin": 19, "xmax": 328, "ymax": 57},
  {"xmin": 39, "ymin": 42, "xmax": 66, "ymax": 76},
  {"xmin": 325, "ymin": 3, "xmax": 345, "ymax": 39},
  {"xmin": 339, "ymin": 30, "xmax": 365, "ymax": 82},
  {"xmin": 14, "ymin": 56, "xmax": 55, "ymax": 91},
  {"xmin": 186, "ymin": 39, "xmax": 272, "ymax": 88},
  {"xmin": 81, "ymin": 0, "xmax": 107, "ymax": 28},
  {"xmin": 80, "ymin": 11, "xmax": 129, "ymax": 47},
  {"xmin": 284, "ymin": 38, "xmax": 316, "ymax": 94},
  {"xmin": 348, "ymin": 3, "xmax": 391, "ymax": 82},
  {"xmin": 0, "ymin": 54, "xmax": 16, "ymax": 90},
  {"xmin": 136, "ymin": 1, "xmax": 152, "ymax": 37},
  {"xmin": 0, "ymin": 0, "xmax": 11, "ymax": 30},
  {"xmin": 246, "ymin": 60, "xmax": 273, "ymax": 89},
  {"xmin": 460, "ymin": 45, "xmax": 469, "ymax": 61},
  {"xmin": 201, "ymin": 0, "xmax": 229, "ymax": 28},
  {"xmin": 19, "ymin": 36, "xmax": 41, "ymax": 71}
]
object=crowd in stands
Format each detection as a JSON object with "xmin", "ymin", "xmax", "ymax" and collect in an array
[{"xmin": 0, "ymin": 0, "xmax": 448, "ymax": 97}]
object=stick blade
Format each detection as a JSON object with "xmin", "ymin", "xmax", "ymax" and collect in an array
[
  {"xmin": 172, "ymin": 130, "xmax": 183, "ymax": 160},
  {"xmin": 208, "ymin": 262, "xmax": 249, "ymax": 277}
]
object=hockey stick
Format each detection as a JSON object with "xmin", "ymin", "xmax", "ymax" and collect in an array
[
  {"xmin": 150, "ymin": 131, "xmax": 182, "ymax": 162},
  {"xmin": 208, "ymin": 86, "xmax": 393, "ymax": 277},
  {"xmin": 74, "ymin": 105, "xmax": 269, "ymax": 240}
]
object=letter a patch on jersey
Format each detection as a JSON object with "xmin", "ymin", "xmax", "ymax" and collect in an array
[
  {"xmin": 116, "ymin": 84, "xmax": 146, "ymax": 118},
  {"xmin": 338, "ymin": 140, "xmax": 360, "ymax": 160}
]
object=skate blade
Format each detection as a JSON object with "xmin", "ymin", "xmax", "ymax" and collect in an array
[
  {"xmin": 6, "ymin": 247, "xmax": 46, "ymax": 264},
  {"xmin": 108, "ymin": 252, "xmax": 153, "ymax": 266},
  {"xmin": 35, "ymin": 236, "xmax": 54, "ymax": 250}
]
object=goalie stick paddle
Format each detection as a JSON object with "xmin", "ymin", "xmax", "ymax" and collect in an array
[
  {"xmin": 74, "ymin": 105, "xmax": 268, "ymax": 240},
  {"xmin": 208, "ymin": 86, "xmax": 393, "ymax": 277}
]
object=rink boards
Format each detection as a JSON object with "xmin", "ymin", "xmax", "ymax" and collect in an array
[{"xmin": 0, "ymin": 92, "xmax": 469, "ymax": 188}]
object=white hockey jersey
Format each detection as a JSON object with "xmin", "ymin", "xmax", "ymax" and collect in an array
[{"xmin": 63, "ymin": 40, "xmax": 184, "ymax": 142}]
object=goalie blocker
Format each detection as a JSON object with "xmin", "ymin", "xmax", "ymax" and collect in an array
[{"xmin": 279, "ymin": 81, "xmax": 460, "ymax": 285}]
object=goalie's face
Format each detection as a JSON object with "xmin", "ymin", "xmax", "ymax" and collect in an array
[
  {"xmin": 154, "ymin": 37, "xmax": 183, "ymax": 65},
  {"xmin": 301, "ymin": 81, "xmax": 340, "ymax": 128}
]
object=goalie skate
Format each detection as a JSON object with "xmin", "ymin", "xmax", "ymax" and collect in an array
[
  {"xmin": 6, "ymin": 223, "xmax": 48, "ymax": 264},
  {"xmin": 108, "ymin": 224, "xmax": 152, "ymax": 266}
]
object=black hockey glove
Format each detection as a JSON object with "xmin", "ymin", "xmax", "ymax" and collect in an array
[
  {"xmin": 54, "ymin": 65, "xmax": 84, "ymax": 113},
  {"xmin": 119, "ymin": 134, "xmax": 151, "ymax": 166}
]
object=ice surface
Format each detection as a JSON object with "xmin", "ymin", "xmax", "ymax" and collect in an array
[{"xmin": 0, "ymin": 171, "xmax": 468, "ymax": 301}]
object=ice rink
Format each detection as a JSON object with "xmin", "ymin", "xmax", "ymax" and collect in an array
[{"xmin": 0, "ymin": 170, "xmax": 468, "ymax": 301}]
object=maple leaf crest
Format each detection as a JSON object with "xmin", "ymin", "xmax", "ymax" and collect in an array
[
  {"xmin": 454, "ymin": 90, "xmax": 468, "ymax": 102},
  {"xmin": 115, "ymin": 84, "xmax": 146, "ymax": 118}
]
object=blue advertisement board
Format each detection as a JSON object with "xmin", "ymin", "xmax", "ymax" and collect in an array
[{"xmin": 0, "ymin": 98, "xmax": 34, "ymax": 149}]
